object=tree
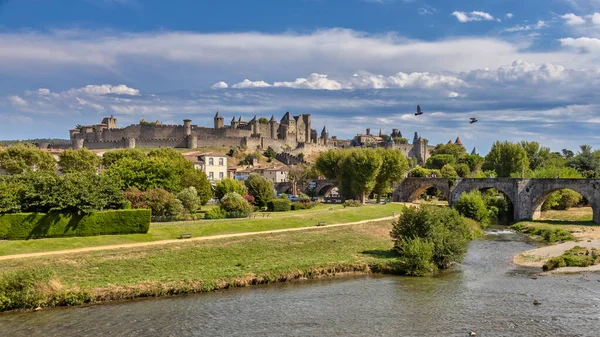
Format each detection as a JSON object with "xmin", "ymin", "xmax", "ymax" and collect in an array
[
  {"xmin": 454, "ymin": 163, "xmax": 470, "ymax": 178},
  {"xmin": 245, "ymin": 174, "xmax": 275, "ymax": 208},
  {"xmin": 220, "ymin": 192, "xmax": 253, "ymax": 218},
  {"xmin": 338, "ymin": 149, "xmax": 383, "ymax": 202},
  {"xmin": 380, "ymin": 134, "xmax": 391, "ymax": 142},
  {"xmin": 124, "ymin": 187, "xmax": 183, "ymax": 218},
  {"xmin": 51, "ymin": 172, "xmax": 127, "ymax": 214},
  {"xmin": 483, "ymin": 141, "xmax": 529, "ymax": 177},
  {"xmin": 519, "ymin": 141, "xmax": 551, "ymax": 171},
  {"xmin": 393, "ymin": 137, "xmax": 409, "ymax": 145},
  {"xmin": 440, "ymin": 164, "xmax": 458, "ymax": 178},
  {"xmin": 239, "ymin": 151, "xmax": 263, "ymax": 165},
  {"xmin": 101, "ymin": 149, "xmax": 146, "ymax": 168},
  {"xmin": 264, "ymin": 147, "xmax": 277, "ymax": 160},
  {"xmin": 180, "ymin": 169, "xmax": 212, "ymax": 205},
  {"xmin": 372, "ymin": 149, "xmax": 408, "ymax": 202},
  {"xmin": 214, "ymin": 178, "xmax": 247, "ymax": 200},
  {"xmin": 454, "ymin": 191, "xmax": 489, "ymax": 225},
  {"xmin": 570, "ymin": 145, "xmax": 600, "ymax": 174},
  {"xmin": 104, "ymin": 157, "xmax": 181, "ymax": 192},
  {"xmin": 258, "ymin": 117, "xmax": 269, "ymax": 124},
  {"xmin": 562, "ymin": 149, "xmax": 574, "ymax": 159},
  {"xmin": 0, "ymin": 143, "xmax": 57, "ymax": 174},
  {"xmin": 460, "ymin": 154, "xmax": 484, "ymax": 173},
  {"xmin": 430, "ymin": 143, "xmax": 467, "ymax": 160},
  {"xmin": 426, "ymin": 154, "xmax": 456, "ymax": 170},
  {"xmin": 58, "ymin": 148, "xmax": 101, "ymax": 174},
  {"xmin": 177, "ymin": 187, "xmax": 202, "ymax": 215},
  {"xmin": 315, "ymin": 149, "xmax": 347, "ymax": 181},
  {"xmin": 287, "ymin": 165, "xmax": 309, "ymax": 196}
]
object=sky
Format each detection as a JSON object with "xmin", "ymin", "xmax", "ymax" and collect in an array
[{"xmin": 1, "ymin": 0, "xmax": 600, "ymax": 154}]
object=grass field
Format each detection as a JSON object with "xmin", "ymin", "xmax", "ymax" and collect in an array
[
  {"xmin": 0, "ymin": 220, "xmax": 397, "ymax": 310},
  {"xmin": 0, "ymin": 203, "xmax": 405, "ymax": 257}
]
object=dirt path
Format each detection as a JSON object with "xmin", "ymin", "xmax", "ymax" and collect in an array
[{"xmin": 0, "ymin": 216, "xmax": 396, "ymax": 261}]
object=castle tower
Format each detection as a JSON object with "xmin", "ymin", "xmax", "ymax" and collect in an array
[
  {"xmin": 231, "ymin": 116, "xmax": 238, "ymax": 129},
  {"xmin": 379, "ymin": 129, "xmax": 382, "ymax": 137},
  {"xmin": 186, "ymin": 135, "xmax": 197, "ymax": 149},
  {"xmin": 321, "ymin": 125, "xmax": 329, "ymax": 146},
  {"xmin": 69, "ymin": 129, "xmax": 79, "ymax": 141},
  {"xmin": 101, "ymin": 115, "xmax": 117, "ymax": 129},
  {"xmin": 73, "ymin": 138, "xmax": 84, "ymax": 150},
  {"xmin": 269, "ymin": 115, "xmax": 277, "ymax": 139},
  {"xmin": 183, "ymin": 119, "xmax": 192, "ymax": 136},
  {"xmin": 454, "ymin": 136, "xmax": 464, "ymax": 147},
  {"xmin": 250, "ymin": 115, "xmax": 258, "ymax": 134},
  {"xmin": 471, "ymin": 147, "xmax": 479, "ymax": 155},
  {"xmin": 124, "ymin": 137, "xmax": 136, "ymax": 149},
  {"xmin": 391, "ymin": 129, "xmax": 402, "ymax": 138},
  {"xmin": 214, "ymin": 111, "xmax": 224, "ymax": 129},
  {"xmin": 366, "ymin": 128, "xmax": 371, "ymax": 136},
  {"xmin": 413, "ymin": 132, "xmax": 419, "ymax": 144},
  {"xmin": 302, "ymin": 114, "xmax": 311, "ymax": 143}
]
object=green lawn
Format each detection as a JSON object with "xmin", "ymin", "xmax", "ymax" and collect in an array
[
  {"xmin": 0, "ymin": 221, "xmax": 397, "ymax": 310},
  {"xmin": 0, "ymin": 203, "xmax": 405, "ymax": 256}
]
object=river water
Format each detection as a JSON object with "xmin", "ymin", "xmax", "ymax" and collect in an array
[{"xmin": 1, "ymin": 230, "xmax": 600, "ymax": 337}]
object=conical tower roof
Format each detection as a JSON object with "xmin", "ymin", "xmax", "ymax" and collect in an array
[
  {"xmin": 454, "ymin": 136, "xmax": 464, "ymax": 146},
  {"xmin": 250, "ymin": 114, "xmax": 257, "ymax": 122},
  {"xmin": 471, "ymin": 147, "xmax": 479, "ymax": 155},
  {"xmin": 321, "ymin": 125, "xmax": 328, "ymax": 134},
  {"xmin": 270, "ymin": 115, "xmax": 276, "ymax": 122},
  {"xmin": 447, "ymin": 140, "xmax": 452, "ymax": 144},
  {"xmin": 231, "ymin": 116, "xmax": 236, "ymax": 122},
  {"xmin": 238, "ymin": 116, "xmax": 243, "ymax": 123},
  {"xmin": 281, "ymin": 111, "xmax": 290, "ymax": 123},
  {"xmin": 214, "ymin": 111, "xmax": 222, "ymax": 119}
]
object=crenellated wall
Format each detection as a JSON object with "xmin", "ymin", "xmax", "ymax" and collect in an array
[{"xmin": 136, "ymin": 138, "xmax": 187, "ymax": 148}]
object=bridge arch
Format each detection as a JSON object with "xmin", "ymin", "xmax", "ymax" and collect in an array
[
  {"xmin": 393, "ymin": 178, "xmax": 451, "ymax": 203},
  {"xmin": 316, "ymin": 184, "xmax": 336, "ymax": 197},
  {"xmin": 519, "ymin": 179, "xmax": 600, "ymax": 222}
]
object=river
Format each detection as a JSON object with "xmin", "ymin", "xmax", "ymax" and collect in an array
[{"xmin": 1, "ymin": 230, "xmax": 599, "ymax": 336}]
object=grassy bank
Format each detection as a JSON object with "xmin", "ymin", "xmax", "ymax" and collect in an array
[
  {"xmin": 0, "ymin": 203, "xmax": 404, "ymax": 257},
  {"xmin": 510, "ymin": 222, "xmax": 576, "ymax": 243},
  {"xmin": 542, "ymin": 246, "xmax": 600, "ymax": 271},
  {"xmin": 0, "ymin": 220, "xmax": 397, "ymax": 311}
]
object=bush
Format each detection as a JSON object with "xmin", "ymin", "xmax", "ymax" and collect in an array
[
  {"xmin": 440, "ymin": 164, "xmax": 458, "ymax": 178},
  {"xmin": 407, "ymin": 167, "xmax": 428, "ymax": 178},
  {"xmin": 343, "ymin": 200, "xmax": 362, "ymax": 208},
  {"xmin": 542, "ymin": 189, "xmax": 583, "ymax": 211},
  {"xmin": 214, "ymin": 178, "xmax": 247, "ymax": 200},
  {"xmin": 220, "ymin": 192, "xmax": 253, "ymax": 218},
  {"xmin": 268, "ymin": 198, "xmax": 291, "ymax": 212},
  {"xmin": 124, "ymin": 188, "xmax": 183, "ymax": 218},
  {"xmin": 291, "ymin": 201, "xmax": 318, "ymax": 210},
  {"xmin": 245, "ymin": 174, "xmax": 275, "ymax": 208},
  {"xmin": 390, "ymin": 206, "xmax": 471, "ymax": 271},
  {"xmin": 453, "ymin": 190, "xmax": 490, "ymax": 226},
  {"xmin": 509, "ymin": 224, "xmax": 575, "ymax": 243},
  {"xmin": 0, "ymin": 209, "xmax": 151, "ymax": 240},
  {"xmin": 542, "ymin": 246, "xmax": 599, "ymax": 271},
  {"xmin": 395, "ymin": 237, "xmax": 436, "ymax": 276},
  {"xmin": 204, "ymin": 207, "xmax": 227, "ymax": 220},
  {"xmin": 177, "ymin": 187, "xmax": 202, "ymax": 215}
]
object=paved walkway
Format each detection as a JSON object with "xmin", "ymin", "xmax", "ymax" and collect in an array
[{"xmin": 0, "ymin": 216, "xmax": 396, "ymax": 261}]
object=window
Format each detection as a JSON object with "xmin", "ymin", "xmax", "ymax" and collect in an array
[
  {"xmin": 219, "ymin": 172, "xmax": 224, "ymax": 179},
  {"xmin": 219, "ymin": 158, "xmax": 224, "ymax": 166},
  {"xmin": 209, "ymin": 172, "xmax": 214, "ymax": 180},
  {"xmin": 209, "ymin": 158, "xmax": 214, "ymax": 166}
]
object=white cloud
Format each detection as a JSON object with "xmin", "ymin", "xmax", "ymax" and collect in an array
[
  {"xmin": 231, "ymin": 79, "xmax": 271, "ymax": 88},
  {"xmin": 451, "ymin": 11, "xmax": 494, "ymax": 22},
  {"xmin": 560, "ymin": 37, "xmax": 600, "ymax": 51},
  {"xmin": 8, "ymin": 95, "xmax": 28, "ymax": 107},
  {"xmin": 506, "ymin": 13, "xmax": 514, "ymax": 19},
  {"xmin": 273, "ymin": 73, "xmax": 343, "ymax": 90},
  {"xmin": 75, "ymin": 97, "xmax": 105, "ymax": 111},
  {"xmin": 591, "ymin": 12, "xmax": 600, "ymax": 24},
  {"xmin": 504, "ymin": 20, "xmax": 548, "ymax": 32},
  {"xmin": 70, "ymin": 84, "xmax": 139, "ymax": 96},
  {"xmin": 211, "ymin": 81, "xmax": 229, "ymax": 89},
  {"xmin": 561, "ymin": 13, "xmax": 586, "ymax": 25}
]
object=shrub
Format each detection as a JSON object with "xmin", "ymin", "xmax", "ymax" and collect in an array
[
  {"xmin": 268, "ymin": 198, "xmax": 291, "ymax": 212},
  {"xmin": 0, "ymin": 209, "xmax": 151, "ymax": 240},
  {"xmin": 542, "ymin": 247, "xmax": 599, "ymax": 271},
  {"xmin": 407, "ymin": 167, "xmax": 428, "ymax": 178},
  {"xmin": 245, "ymin": 174, "xmax": 275, "ymax": 208},
  {"xmin": 177, "ymin": 187, "xmax": 202, "ymax": 215},
  {"xmin": 204, "ymin": 207, "xmax": 227, "ymax": 220},
  {"xmin": 214, "ymin": 178, "xmax": 247, "ymax": 200},
  {"xmin": 509, "ymin": 224, "xmax": 575, "ymax": 243},
  {"xmin": 454, "ymin": 163, "xmax": 471, "ymax": 178},
  {"xmin": 343, "ymin": 200, "xmax": 362, "ymax": 208},
  {"xmin": 453, "ymin": 190, "xmax": 490, "ymax": 226},
  {"xmin": 243, "ymin": 194, "xmax": 255, "ymax": 204},
  {"xmin": 124, "ymin": 188, "xmax": 183, "ymax": 218},
  {"xmin": 425, "ymin": 154, "xmax": 456, "ymax": 170},
  {"xmin": 220, "ymin": 192, "xmax": 253, "ymax": 218},
  {"xmin": 395, "ymin": 237, "xmax": 436, "ymax": 276},
  {"xmin": 390, "ymin": 206, "xmax": 471, "ymax": 271},
  {"xmin": 291, "ymin": 201, "xmax": 317, "ymax": 210},
  {"xmin": 542, "ymin": 189, "xmax": 582, "ymax": 211},
  {"xmin": 440, "ymin": 164, "xmax": 458, "ymax": 178}
]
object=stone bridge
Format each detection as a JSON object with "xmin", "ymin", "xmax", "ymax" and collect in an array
[
  {"xmin": 393, "ymin": 178, "xmax": 600, "ymax": 223},
  {"xmin": 275, "ymin": 179, "xmax": 336, "ymax": 196}
]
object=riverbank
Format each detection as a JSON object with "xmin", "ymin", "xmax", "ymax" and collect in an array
[
  {"xmin": 0, "ymin": 220, "xmax": 399, "ymax": 312},
  {"xmin": 512, "ymin": 207, "xmax": 600, "ymax": 274}
]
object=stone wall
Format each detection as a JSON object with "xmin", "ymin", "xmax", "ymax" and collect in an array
[{"xmin": 136, "ymin": 138, "xmax": 187, "ymax": 149}]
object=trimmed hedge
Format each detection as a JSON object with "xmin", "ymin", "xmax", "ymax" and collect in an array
[
  {"xmin": 267, "ymin": 199, "xmax": 291, "ymax": 212},
  {"xmin": 0, "ymin": 209, "xmax": 151, "ymax": 240}
]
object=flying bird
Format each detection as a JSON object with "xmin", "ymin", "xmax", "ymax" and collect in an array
[
  {"xmin": 469, "ymin": 118, "xmax": 478, "ymax": 124},
  {"xmin": 415, "ymin": 105, "xmax": 423, "ymax": 116}
]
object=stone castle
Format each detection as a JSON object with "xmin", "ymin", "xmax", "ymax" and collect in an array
[
  {"xmin": 66, "ymin": 112, "xmax": 432, "ymax": 163},
  {"xmin": 69, "ymin": 112, "xmax": 339, "ymax": 154}
]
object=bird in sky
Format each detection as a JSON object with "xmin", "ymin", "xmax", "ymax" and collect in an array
[
  {"xmin": 415, "ymin": 105, "xmax": 423, "ymax": 116},
  {"xmin": 469, "ymin": 117, "xmax": 478, "ymax": 124}
]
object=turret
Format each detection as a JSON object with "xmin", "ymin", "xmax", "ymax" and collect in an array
[
  {"xmin": 231, "ymin": 116, "xmax": 238, "ymax": 129},
  {"xmin": 183, "ymin": 119, "xmax": 192, "ymax": 136},
  {"xmin": 471, "ymin": 147, "xmax": 479, "ymax": 155},
  {"xmin": 454, "ymin": 136, "xmax": 464, "ymax": 147},
  {"xmin": 269, "ymin": 115, "xmax": 277, "ymax": 139},
  {"xmin": 413, "ymin": 132, "xmax": 419, "ymax": 144},
  {"xmin": 250, "ymin": 115, "xmax": 258, "ymax": 134},
  {"xmin": 214, "ymin": 111, "xmax": 224, "ymax": 129},
  {"xmin": 321, "ymin": 125, "xmax": 329, "ymax": 145}
]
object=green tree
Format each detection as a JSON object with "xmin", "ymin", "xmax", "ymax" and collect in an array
[
  {"xmin": 393, "ymin": 137, "xmax": 409, "ymax": 145},
  {"xmin": 104, "ymin": 157, "xmax": 180, "ymax": 192},
  {"xmin": 180, "ymin": 169, "xmax": 212, "ymax": 205},
  {"xmin": 454, "ymin": 190, "xmax": 489, "ymax": 225},
  {"xmin": 454, "ymin": 163, "xmax": 470, "ymax": 178},
  {"xmin": 264, "ymin": 147, "xmax": 277, "ymax": 160},
  {"xmin": 483, "ymin": 141, "xmax": 529, "ymax": 177},
  {"xmin": 124, "ymin": 187, "xmax": 183, "ymax": 218},
  {"xmin": 570, "ymin": 145, "xmax": 600, "ymax": 174},
  {"xmin": 58, "ymin": 148, "xmax": 101, "ymax": 174},
  {"xmin": 440, "ymin": 164, "xmax": 458, "ymax": 178},
  {"xmin": 177, "ymin": 187, "xmax": 202, "ymax": 215},
  {"xmin": 220, "ymin": 192, "xmax": 253, "ymax": 218},
  {"xmin": 0, "ymin": 177, "xmax": 24, "ymax": 213},
  {"xmin": 430, "ymin": 143, "xmax": 467, "ymax": 160},
  {"xmin": 519, "ymin": 141, "xmax": 551, "ymax": 170},
  {"xmin": 245, "ymin": 174, "xmax": 275, "ymax": 208},
  {"xmin": 426, "ymin": 154, "xmax": 456, "ymax": 170},
  {"xmin": 390, "ymin": 206, "xmax": 471, "ymax": 272},
  {"xmin": 407, "ymin": 167, "xmax": 428, "ymax": 177},
  {"xmin": 315, "ymin": 149, "xmax": 347, "ymax": 182},
  {"xmin": 373, "ymin": 149, "xmax": 408, "ymax": 202},
  {"xmin": 101, "ymin": 149, "xmax": 146, "ymax": 168},
  {"xmin": 214, "ymin": 178, "xmax": 248, "ymax": 200},
  {"xmin": 395, "ymin": 237, "xmax": 435, "ymax": 276},
  {"xmin": 0, "ymin": 143, "xmax": 57, "ymax": 174},
  {"xmin": 258, "ymin": 117, "xmax": 269, "ymax": 124},
  {"xmin": 51, "ymin": 172, "xmax": 127, "ymax": 214},
  {"xmin": 460, "ymin": 154, "xmax": 484, "ymax": 173},
  {"xmin": 338, "ymin": 149, "xmax": 383, "ymax": 202}
]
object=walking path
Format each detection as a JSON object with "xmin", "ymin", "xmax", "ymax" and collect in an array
[{"xmin": 0, "ymin": 216, "xmax": 396, "ymax": 261}]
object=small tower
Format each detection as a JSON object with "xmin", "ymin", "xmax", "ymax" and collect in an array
[
  {"xmin": 231, "ymin": 116, "xmax": 238, "ymax": 129},
  {"xmin": 471, "ymin": 147, "xmax": 479, "ymax": 156},
  {"xmin": 269, "ymin": 115, "xmax": 278, "ymax": 139},
  {"xmin": 454, "ymin": 136, "xmax": 464, "ymax": 147},
  {"xmin": 183, "ymin": 119, "xmax": 192, "ymax": 136},
  {"xmin": 250, "ymin": 115, "xmax": 258, "ymax": 134},
  {"xmin": 321, "ymin": 125, "xmax": 329, "ymax": 146},
  {"xmin": 413, "ymin": 132, "xmax": 419, "ymax": 144},
  {"xmin": 214, "ymin": 111, "xmax": 224, "ymax": 129}
]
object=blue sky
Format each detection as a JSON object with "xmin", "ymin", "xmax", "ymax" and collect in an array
[{"xmin": 2, "ymin": 0, "xmax": 600, "ymax": 154}]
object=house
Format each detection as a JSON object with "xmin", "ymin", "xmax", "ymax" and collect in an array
[
  {"xmin": 254, "ymin": 166, "xmax": 289, "ymax": 184},
  {"xmin": 192, "ymin": 153, "xmax": 228, "ymax": 183}
]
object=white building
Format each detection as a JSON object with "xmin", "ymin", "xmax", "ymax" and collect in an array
[
  {"xmin": 254, "ymin": 166, "xmax": 289, "ymax": 184},
  {"xmin": 192, "ymin": 154, "xmax": 228, "ymax": 183}
]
